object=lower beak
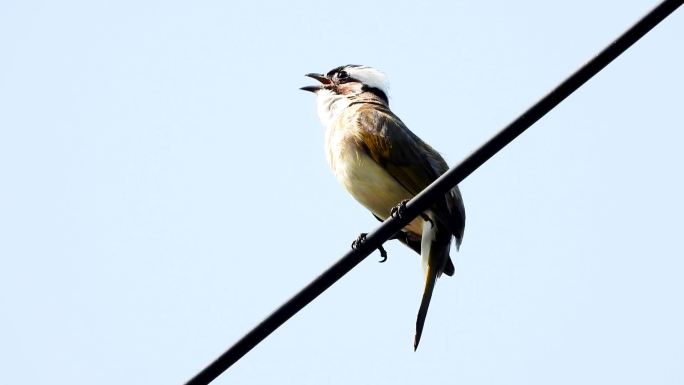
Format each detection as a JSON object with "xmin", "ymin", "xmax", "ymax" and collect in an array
[
  {"xmin": 300, "ymin": 85, "xmax": 322, "ymax": 92},
  {"xmin": 300, "ymin": 73, "xmax": 331, "ymax": 92}
]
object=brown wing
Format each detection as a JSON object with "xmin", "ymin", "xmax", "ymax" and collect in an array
[{"xmin": 353, "ymin": 104, "xmax": 465, "ymax": 247}]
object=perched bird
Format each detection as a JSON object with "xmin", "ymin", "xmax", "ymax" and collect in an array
[{"xmin": 301, "ymin": 65, "xmax": 465, "ymax": 350}]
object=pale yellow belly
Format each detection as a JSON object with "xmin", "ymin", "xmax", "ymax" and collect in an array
[{"xmin": 330, "ymin": 145, "xmax": 424, "ymax": 236}]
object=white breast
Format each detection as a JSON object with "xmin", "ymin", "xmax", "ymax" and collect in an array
[{"xmin": 315, "ymin": 90, "xmax": 350, "ymax": 129}]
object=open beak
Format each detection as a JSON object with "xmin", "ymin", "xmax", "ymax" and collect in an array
[{"xmin": 300, "ymin": 73, "xmax": 332, "ymax": 92}]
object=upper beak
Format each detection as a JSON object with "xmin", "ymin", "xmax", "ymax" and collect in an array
[{"xmin": 300, "ymin": 73, "xmax": 332, "ymax": 92}]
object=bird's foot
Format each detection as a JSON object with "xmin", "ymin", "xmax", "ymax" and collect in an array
[
  {"xmin": 351, "ymin": 232, "xmax": 367, "ymax": 250},
  {"xmin": 390, "ymin": 199, "xmax": 434, "ymax": 228},
  {"xmin": 351, "ymin": 233, "xmax": 388, "ymax": 263},
  {"xmin": 377, "ymin": 244, "xmax": 388, "ymax": 263},
  {"xmin": 390, "ymin": 199, "xmax": 410, "ymax": 219}
]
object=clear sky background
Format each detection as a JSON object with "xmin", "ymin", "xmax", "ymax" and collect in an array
[{"xmin": 1, "ymin": 1, "xmax": 683, "ymax": 384}]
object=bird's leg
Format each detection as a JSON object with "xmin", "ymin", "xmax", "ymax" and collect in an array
[
  {"xmin": 351, "ymin": 233, "xmax": 388, "ymax": 263},
  {"xmin": 390, "ymin": 199, "xmax": 434, "ymax": 228}
]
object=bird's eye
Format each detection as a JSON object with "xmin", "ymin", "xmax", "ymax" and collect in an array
[{"xmin": 337, "ymin": 70, "xmax": 349, "ymax": 79}]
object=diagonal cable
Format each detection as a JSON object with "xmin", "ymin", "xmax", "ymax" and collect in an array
[{"xmin": 185, "ymin": 0, "xmax": 683, "ymax": 383}]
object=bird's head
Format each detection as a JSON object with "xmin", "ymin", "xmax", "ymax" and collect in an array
[
  {"xmin": 301, "ymin": 64, "xmax": 389, "ymax": 101},
  {"xmin": 301, "ymin": 64, "xmax": 390, "ymax": 127}
]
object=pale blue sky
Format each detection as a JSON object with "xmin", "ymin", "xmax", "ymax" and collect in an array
[{"xmin": 1, "ymin": 1, "xmax": 683, "ymax": 384}]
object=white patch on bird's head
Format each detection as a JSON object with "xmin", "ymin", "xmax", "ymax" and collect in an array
[{"xmin": 340, "ymin": 65, "xmax": 390, "ymax": 96}]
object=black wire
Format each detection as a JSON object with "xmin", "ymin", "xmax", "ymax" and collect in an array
[{"xmin": 185, "ymin": 1, "xmax": 683, "ymax": 383}]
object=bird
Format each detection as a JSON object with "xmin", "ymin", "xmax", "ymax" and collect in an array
[{"xmin": 301, "ymin": 64, "xmax": 465, "ymax": 350}]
